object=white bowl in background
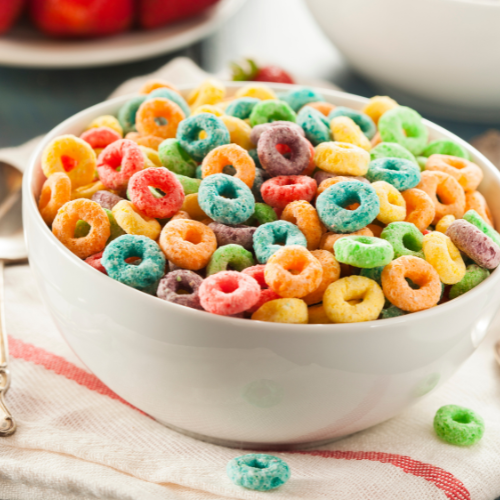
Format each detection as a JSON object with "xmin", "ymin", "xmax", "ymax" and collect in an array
[
  {"xmin": 23, "ymin": 83, "xmax": 500, "ymax": 449},
  {"xmin": 304, "ymin": 0, "xmax": 500, "ymax": 122}
]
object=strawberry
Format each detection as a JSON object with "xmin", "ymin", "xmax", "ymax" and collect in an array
[
  {"xmin": 0, "ymin": 0, "xmax": 24, "ymax": 34},
  {"xmin": 30, "ymin": 0, "xmax": 133, "ymax": 37},
  {"xmin": 231, "ymin": 58, "xmax": 295, "ymax": 84},
  {"xmin": 138, "ymin": 0, "xmax": 221, "ymax": 30}
]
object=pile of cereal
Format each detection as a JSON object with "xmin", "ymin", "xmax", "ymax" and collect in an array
[{"xmin": 38, "ymin": 79, "xmax": 500, "ymax": 324}]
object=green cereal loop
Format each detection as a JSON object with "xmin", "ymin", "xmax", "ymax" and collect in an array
[
  {"xmin": 370, "ymin": 142, "xmax": 418, "ymax": 166},
  {"xmin": 249, "ymin": 100, "xmax": 296, "ymax": 127},
  {"xmin": 417, "ymin": 156, "xmax": 427, "ymax": 171},
  {"xmin": 206, "ymin": 244, "xmax": 255, "ymax": 276},
  {"xmin": 334, "ymin": 235, "xmax": 394, "ymax": 268},
  {"xmin": 449, "ymin": 264, "xmax": 490, "ymax": 299},
  {"xmin": 74, "ymin": 209, "xmax": 124, "ymax": 243},
  {"xmin": 433, "ymin": 404, "xmax": 484, "ymax": 446},
  {"xmin": 174, "ymin": 174, "xmax": 201, "ymax": 195},
  {"xmin": 381, "ymin": 305, "xmax": 406, "ymax": 319},
  {"xmin": 421, "ymin": 139, "xmax": 471, "ymax": 160},
  {"xmin": 245, "ymin": 203, "xmax": 278, "ymax": 226},
  {"xmin": 360, "ymin": 266, "xmax": 384, "ymax": 285},
  {"xmin": 378, "ymin": 106, "xmax": 429, "ymax": 156},
  {"xmin": 463, "ymin": 209, "xmax": 500, "ymax": 247},
  {"xmin": 158, "ymin": 138, "xmax": 197, "ymax": 178},
  {"xmin": 380, "ymin": 222, "xmax": 424, "ymax": 259}
]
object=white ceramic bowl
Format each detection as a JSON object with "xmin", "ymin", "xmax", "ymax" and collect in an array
[
  {"xmin": 23, "ymin": 83, "xmax": 500, "ymax": 449},
  {"xmin": 305, "ymin": 0, "xmax": 500, "ymax": 121}
]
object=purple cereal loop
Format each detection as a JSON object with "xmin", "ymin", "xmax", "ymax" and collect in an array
[
  {"xmin": 91, "ymin": 190, "xmax": 125, "ymax": 210},
  {"xmin": 314, "ymin": 171, "xmax": 370, "ymax": 185},
  {"xmin": 257, "ymin": 125, "xmax": 310, "ymax": 177},
  {"xmin": 446, "ymin": 219, "xmax": 500, "ymax": 270},
  {"xmin": 208, "ymin": 222, "xmax": 256, "ymax": 250},
  {"xmin": 157, "ymin": 270, "xmax": 204, "ymax": 309},
  {"xmin": 250, "ymin": 121, "xmax": 305, "ymax": 145}
]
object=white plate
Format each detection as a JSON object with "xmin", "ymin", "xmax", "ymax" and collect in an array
[{"xmin": 0, "ymin": 0, "xmax": 247, "ymax": 68}]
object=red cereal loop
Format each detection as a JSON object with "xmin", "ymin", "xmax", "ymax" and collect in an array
[
  {"xmin": 97, "ymin": 139, "xmax": 145, "ymax": 191},
  {"xmin": 241, "ymin": 265, "xmax": 280, "ymax": 313},
  {"xmin": 128, "ymin": 167, "xmax": 185, "ymax": 219},
  {"xmin": 85, "ymin": 251, "xmax": 107, "ymax": 274},
  {"xmin": 199, "ymin": 271, "xmax": 260, "ymax": 315},
  {"xmin": 80, "ymin": 127, "xmax": 121, "ymax": 150},
  {"xmin": 135, "ymin": 98, "xmax": 185, "ymax": 140},
  {"xmin": 261, "ymin": 175, "xmax": 317, "ymax": 209}
]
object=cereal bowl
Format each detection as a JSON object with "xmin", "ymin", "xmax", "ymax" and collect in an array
[{"xmin": 23, "ymin": 83, "xmax": 500, "ymax": 449}]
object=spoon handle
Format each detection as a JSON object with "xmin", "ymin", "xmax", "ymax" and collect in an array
[{"xmin": 0, "ymin": 260, "xmax": 16, "ymax": 436}]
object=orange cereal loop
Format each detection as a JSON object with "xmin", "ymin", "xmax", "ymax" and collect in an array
[
  {"xmin": 425, "ymin": 154, "xmax": 483, "ymax": 192},
  {"xmin": 264, "ymin": 245, "xmax": 323, "ymax": 299},
  {"xmin": 112, "ymin": 200, "xmax": 161, "ymax": 240},
  {"xmin": 52, "ymin": 199, "xmax": 110, "ymax": 259},
  {"xmin": 159, "ymin": 219, "xmax": 217, "ymax": 270},
  {"xmin": 125, "ymin": 131, "xmax": 164, "ymax": 151},
  {"xmin": 201, "ymin": 144, "xmax": 256, "ymax": 188},
  {"xmin": 308, "ymin": 303, "xmax": 333, "ymax": 324},
  {"xmin": 281, "ymin": 200, "xmax": 324, "ymax": 250},
  {"xmin": 367, "ymin": 223, "xmax": 384, "ymax": 238},
  {"xmin": 86, "ymin": 115, "xmax": 123, "ymax": 137},
  {"xmin": 39, "ymin": 172, "xmax": 71, "ymax": 225},
  {"xmin": 140, "ymin": 79, "xmax": 180, "ymax": 95},
  {"xmin": 316, "ymin": 176, "xmax": 357, "ymax": 197},
  {"xmin": 181, "ymin": 193, "xmax": 208, "ymax": 221},
  {"xmin": 401, "ymin": 188, "xmax": 435, "ymax": 232},
  {"xmin": 42, "ymin": 135, "xmax": 96, "ymax": 189},
  {"xmin": 416, "ymin": 170, "xmax": 465, "ymax": 224},
  {"xmin": 381, "ymin": 255, "xmax": 441, "ymax": 312},
  {"xmin": 135, "ymin": 98, "xmax": 185, "ymax": 140},
  {"xmin": 465, "ymin": 191, "xmax": 494, "ymax": 227},
  {"xmin": 320, "ymin": 227, "xmax": 373, "ymax": 254},
  {"xmin": 71, "ymin": 180, "xmax": 105, "ymax": 200},
  {"xmin": 362, "ymin": 96, "xmax": 399, "ymax": 125},
  {"xmin": 303, "ymin": 249, "xmax": 341, "ymax": 305},
  {"xmin": 303, "ymin": 101, "xmax": 335, "ymax": 116},
  {"xmin": 170, "ymin": 210, "xmax": 191, "ymax": 221}
]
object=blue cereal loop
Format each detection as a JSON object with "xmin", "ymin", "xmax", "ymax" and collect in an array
[
  {"xmin": 253, "ymin": 220, "xmax": 307, "ymax": 263},
  {"xmin": 329, "ymin": 106, "xmax": 377, "ymax": 139},
  {"xmin": 147, "ymin": 88, "xmax": 191, "ymax": 118},
  {"xmin": 225, "ymin": 97, "xmax": 260, "ymax": 120},
  {"xmin": 198, "ymin": 173, "xmax": 255, "ymax": 225},
  {"xmin": 366, "ymin": 157, "xmax": 421, "ymax": 191},
  {"xmin": 226, "ymin": 454, "xmax": 290, "ymax": 491},
  {"xmin": 117, "ymin": 96, "xmax": 147, "ymax": 134},
  {"xmin": 297, "ymin": 106, "xmax": 331, "ymax": 145},
  {"xmin": 176, "ymin": 113, "xmax": 230, "ymax": 162},
  {"xmin": 102, "ymin": 234, "xmax": 166, "ymax": 291},
  {"xmin": 316, "ymin": 180, "xmax": 380, "ymax": 233},
  {"xmin": 280, "ymin": 87, "xmax": 325, "ymax": 112}
]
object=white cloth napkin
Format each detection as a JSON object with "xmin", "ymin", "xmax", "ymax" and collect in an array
[{"xmin": 1, "ymin": 57, "xmax": 500, "ymax": 500}]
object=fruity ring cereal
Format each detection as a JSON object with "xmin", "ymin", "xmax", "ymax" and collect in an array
[
  {"xmin": 281, "ymin": 200, "xmax": 323, "ymax": 250},
  {"xmin": 314, "ymin": 142, "xmax": 370, "ymax": 176},
  {"xmin": 281, "ymin": 87, "xmax": 325, "ymax": 112},
  {"xmin": 421, "ymin": 139, "xmax": 470, "ymax": 160},
  {"xmin": 118, "ymin": 96, "xmax": 147, "ymax": 134},
  {"xmin": 401, "ymin": 188, "xmax": 435, "ymax": 231},
  {"xmin": 250, "ymin": 121, "xmax": 305, "ymax": 145},
  {"xmin": 241, "ymin": 265, "xmax": 280, "ymax": 313},
  {"xmin": 316, "ymin": 180, "xmax": 380, "ymax": 233},
  {"xmin": 97, "ymin": 139, "xmax": 145, "ymax": 191},
  {"xmin": 252, "ymin": 298, "xmax": 308, "ymax": 324},
  {"xmin": 112, "ymin": 200, "xmax": 161, "ymax": 240},
  {"xmin": 320, "ymin": 227, "xmax": 373, "ymax": 253},
  {"xmin": 249, "ymin": 100, "xmax": 296, "ymax": 127},
  {"xmin": 159, "ymin": 219, "xmax": 217, "ymax": 270},
  {"xmin": 465, "ymin": 190, "xmax": 494, "ymax": 226},
  {"xmin": 381, "ymin": 222, "xmax": 425, "ymax": 259},
  {"xmin": 147, "ymin": 88, "xmax": 191, "ymax": 118},
  {"xmin": 371, "ymin": 181, "xmax": 406, "ymax": 224},
  {"xmin": 176, "ymin": 113, "xmax": 230, "ymax": 162},
  {"xmin": 80, "ymin": 127, "xmax": 121, "ymax": 150},
  {"xmin": 449, "ymin": 264, "xmax": 490, "ymax": 300},
  {"xmin": 52, "ymin": 199, "xmax": 111, "ymax": 259},
  {"xmin": 187, "ymin": 78, "xmax": 225, "ymax": 110},
  {"xmin": 135, "ymin": 98, "xmax": 185, "ymax": 140},
  {"xmin": 303, "ymin": 249, "xmax": 340, "ymax": 305},
  {"xmin": 102, "ymin": 234, "xmax": 165, "ymax": 291},
  {"xmin": 91, "ymin": 190, "xmax": 124, "ymax": 211},
  {"xmin": 464, "ymin": 209, "xmax": 500, "ymax": 247},
  {"xmin": 323, "ymin": 275, "xmax": 385, "ymax": 323},
  {"xmin": 157, "ymin": 269, "xmax": 203, "ymax": 309},
  {"xmin": 370, "ymin": 142, "xmax": 418, "ymax": 165},
  {"xmin": 330, "ymin": 116, "xmax": 371, "ymax": 151},
  {"xmin": 206, "ymin": 244, "xmax": 255, "ymax": 276},
  {"xmin": 261, "ymin": 175, "xmax": 316, "ymax": 210},
  {"xmin": 330, "ymin": 106, "xmax": 377, "ymax": 139},
  {"xmin": 433, "ymin": 405, "xmax": 484, "ymax": 446},
  {"xmin": 367, "ymin": 158, "xmax": 421, "ymax": 191},
  {"xmin": 297, "ymin": 106, "xmax": 331, "ymax": 145},
  {"xmin": 38, "ymin": 172, "xmax": 71, "ymax": 225},
  {"xmin": 86, "ymin": 115, "xmax": 123, "ymax": 137},
  {"xmin": 208, "ymin": 222, "xmax": 256, "ymax": 250},
  {"xmin": 381, "ymin": 256, "xmax": 441, "ymax": 311},
  {"xmin": 158, "ymin": 139, "xmax": 197, "ymax": 178},
  {"xmin": 245, "ymin": 202, "xmax": 278, "ymax": 226},
  {"xmin": 425, "ymin": 155, "xmax": 483, "ymax": 192},
  {"xmin": 219, "ymin": 115, "xmax": 254, "ymax": 150},
  {"xmin": 225, "ymin": 97, "xmax": 260, "ymax": 120},
  {"xmin": 140, "ymin": 80, "xmax": 180, "ymax": 95},
  {"xmin": 435, "ymin": 214, "xmax": 456, "ymax": 234},
  {"xmin": 334, "ymin": 235, "xmax": 394, "ymax": 268},
  {"xmin": 361, "ymin": 95, "xmax": 398, "ymax": 125}
]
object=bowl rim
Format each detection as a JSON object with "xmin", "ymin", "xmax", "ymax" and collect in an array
[{"xmin": 24, "ymin": 81, "xmax": 500, "ymax": 333}]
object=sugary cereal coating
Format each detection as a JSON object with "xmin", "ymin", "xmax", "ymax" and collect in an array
[
  {"xmin": 381, "ymin": 222, "xmax": 424, "ymax": 259},
  {"xmin": 434, "ymin": 405, "xmax": 484, "ymax": 446},
  {"xmin": 366, "ymin": 158, "xmax": 421, "ymax": 191},
  {"xmin": 423, "ymin": 231, "xmax": 466, "ymax": 284},
  {"xmin": 334, "ymin": 235, "xmax": 394, "ymax": 268},
  {"xmin": 370, "ymin": 142, "xmax": 418, "ymax": 165},
  {"xmin": 464, "ymin": 209, "xmax": 500, "ymax": 247},
  {"xmin": 449, "ymin": 264, "xmax": 490, "ymax": 299},
  {"xmin": 252, "ymin": 298, "xmax": 308, "ymax": 324},
  {"xmin": 91, "ymin": 190, "xmax": 125, "ymax": 211},
  {"xmin": 157, "ymin": 269, "xmax": 203, "ymax": 309},
  {"xmin": 147, "ymin": 87, "xmax": 191, "ymax": 118},
  {"xmin": 206, "ymin": 244, "xmax": 255, "ymax": 276},
  {"xmin": 329, "ymin": 106, "xmax": 377, "ymax": 139},
  {"xmin": 425, "ymin": 155, "xmax": 482, "ymax": 192},
  {"xmin": 421, "ymin": 139, "xmax": 470, "ymax": 160},
  {"xmin": 39, "ymin": 172, "xmax": 71, "ymax": 225},
  {"xmin": 158, "ymin": 139, "xmax": 197, "ymax": 177},
  {"xmin": 261, "ymin": 175, "xmax": 316, "ymax": 209},
  {"xmin": 208, "ymin": 222, "xmax": 256, "ymax": 250},
  {"xmin": 281, "ymin": 87, "xmax": 325, "ymax": 112},
  {"xmin": 314, "ymin": 142, "xmax": 370, "ymax": 176},
  {"xmin": 297, "ymin": 106, "xmax": 331, "ymax": 145},
  {"xmin": 241, "ymin": 265, "xmax": 280, "ymax": 313}
]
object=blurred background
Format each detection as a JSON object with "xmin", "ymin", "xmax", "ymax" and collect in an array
[{"xmin": 1, "ymin": 0, "xmax": 499, "ymax": 154}]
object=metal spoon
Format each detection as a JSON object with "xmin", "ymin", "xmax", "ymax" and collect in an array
[{"xmin": 0, "ymin": 161, "xmax": 25, "ymax": 436}]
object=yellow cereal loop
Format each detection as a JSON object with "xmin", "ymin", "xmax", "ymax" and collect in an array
[
  {"xmin": 188, "ymin": 79, "xmax": 225, "ymax": 110},
  {"xmin": 371, "ymin": 181, "xmax": 406, "ymax": 224},
  {"xmin": 181, "ymin": 193, "xmax": 209, "ymax": 221},
  {"xmin": 422, "ymin": 231, "xmax": 465, "ymax": 285},
  {"xmin": 330, "ymin": 116, "xmax": 371, "ymax": 151},
  {"xmin": 308, "ymin": 304, "xmax": 333, "ymax": 324},
  {"xmin": 323, "ymin": 276, "xmax": 385, "ymax": 323},
  {"xmin": 192, "ymin": 104, "xmax": 224, "ymax": 117},
  {"xmin": 220, "ymin": 115, "xmax": 254, "ymax": 150},
  {"xmin": 41, "ymin": 134, "xmax": 97, "ymax": 189},
  {"xmin": 235, "ymin": 83, "xmax": 277, "ymax": 101},
  {"xmin": 361, "ymin": 96, "xmax": 398, "ymax": 125},
  {"xmin": 71, "ymin": 180, "xmax": 105, "ymax": 200},
  {"xmin": 86, "ymin": 115, "xmax": 123, "ymax": 137},
  {"xmin": 435, "ymin": 215, "xmax": 456, "ymax": 234},
  {"xmin": 139, "ymin": 146, "xmax": 162, "ymax": 168},
  {"xmin": 251, "ymin": 298, "xmax": 308, "ymax": 324},
  {"xmin": 112, "ymin": 200, "xmax": 161, "ymax": 240},
  {"xmin": 314, "ymin": 142, "xmax": 370, "ymax": 176}
]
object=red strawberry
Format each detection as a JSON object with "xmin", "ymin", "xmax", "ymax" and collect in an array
[
  {"xmin": 30, "ymin": 0, "xmax": 133, "ymax": 37},
  {"xmin": 0, "ymin": 0, "xmax": 24, "ymax": 34},
  {"xmin": 138, "ymin": 0, "xmax": 221, "ymax": 30},
  {"xmin": 254, "ymin": 65, "xmax": 294, "ymax": 84}
]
